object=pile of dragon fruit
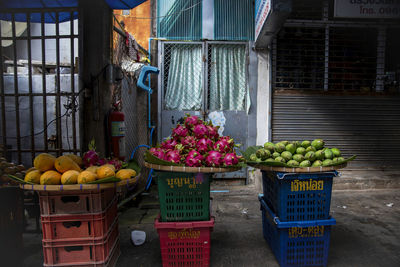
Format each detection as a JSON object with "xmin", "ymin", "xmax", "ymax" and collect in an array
[{"xmin": 149, "ymin": 115, "xmax": 243, "ymax": 167}]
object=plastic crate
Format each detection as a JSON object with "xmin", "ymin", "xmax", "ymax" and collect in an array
[
  {"xmin": 42, "ymin": 219, "xmax": 119, "ymax": 266},
  {"xmin": 39, "ymin": 188, "xmax": 116, "ymax": 215},
  {"xmin": 259, "ymin": 194, "xmax": 336, "ymax": 267},
  {"xmin": 154, "ymin": 216, "xmax": 214, "ymax": 267},
  {"xmin": 262, "ymin": 171, "xmax": 338, "ymax": 221},
  {"xmin": 43, "ymin": 239, "xmax": 120, "ymax": 267},
  {"xmin": 156, "ymin": 171, "xmax": 211, "ymax": 221},
  {"xmin": 41, "ymin": 198, "xmax": 118, "ymax": 241}
]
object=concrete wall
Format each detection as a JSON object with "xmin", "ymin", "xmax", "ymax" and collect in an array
[
  {"xmin": 114, "ymin": 1, "xmax": 151, "ymax": 49},
  {"xmin": 256, "ymin": 50, "xmax": 271, "ymax": 145}
]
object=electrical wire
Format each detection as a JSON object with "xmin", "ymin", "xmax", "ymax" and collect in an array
[{"xmin": 1, "ymin": 88, "xmax": 83, "ymax": 139}]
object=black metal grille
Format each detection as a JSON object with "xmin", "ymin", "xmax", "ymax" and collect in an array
[
  {"xmin": 329, "ymin": 27, "xmax": 377, "ymax": 92},
  {"xmin": 275, "ymin": 27, "xmax": 325, "ymax": 91},
  {"xmin": 0, "ymin": 8, "xmax": 80, "ymax": 166}
]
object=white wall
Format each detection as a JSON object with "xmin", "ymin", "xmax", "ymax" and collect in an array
[{"xmin": 256, "ymin": 50, "xmax": 271, "ymax": 145}]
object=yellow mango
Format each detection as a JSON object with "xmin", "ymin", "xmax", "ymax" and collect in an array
[
  {"xmin": 65, "ymin": 154, "xmax": 83, "ymax": 166},
  {"xmin": 40, "ymin": 170, "xmax": 62, "ymax": 185},
  {"xmin": 24, "ymin": 169, "xmax": 41, "ymax": 184},
  {"xmin": 54, "ymin": 156, "xmax": 81, "ymax": 173},
  {"xmin": 96, "ymin": 166, "xmax": 115, "ymax": 179},
  {"xmin": 34, "ymin": 153, "xmax": 56, "ymax": 172},
  {"xmin": 77, "ymin": 170, "xmax": 97, "ymax": 184},
  {"xmin": 61, "ymin": 170, "xmax": 80, "ymax": 185},
  {"xmin": 116, "ymin": 169, "xmax": 137, "ymax": 180},
  {"xmin": 85, "ymin": 166, "xmax": 99, "ymax": 174},
  {"xmin": 102, "ymin": 164, "xmax": 116, "ymax": 172}
]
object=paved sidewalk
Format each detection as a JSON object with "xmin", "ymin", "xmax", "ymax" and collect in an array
[{"xmin": 21, "ymin": 184, "xmax": 400, "ymax": 267}]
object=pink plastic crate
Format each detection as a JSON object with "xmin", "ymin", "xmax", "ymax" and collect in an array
[
  {"xmin": 41, "ymin": 198, "xmax": 118, "ymax": 241},
  {"xmin": 154, "ymin": 216, "xmax": 214, "ymax": 267},
  {"xmin": 42, "ymin": 221, "xmax": 119, "ymax": 266}
]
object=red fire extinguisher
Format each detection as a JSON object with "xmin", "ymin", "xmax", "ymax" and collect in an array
[{"xmin": 109, "ymin": 101, "xmax": 125, "ymax": 160}]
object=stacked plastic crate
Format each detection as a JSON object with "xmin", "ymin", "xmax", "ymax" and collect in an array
[
  {"xmin": 259, "ymin": 171, "xmax": 339, "ymax": 267},
  {"xmin": 38, "ymin": 188, "xmax": 120, "ymax": 267},
  {"xmin": 154, "ymin": 171, "xmax": 214, "ymax": 267}
]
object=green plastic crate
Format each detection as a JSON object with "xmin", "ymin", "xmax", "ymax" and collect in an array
[{"xmin": 156, "ymin": 171, "xmax": 211, "ymax": 222}]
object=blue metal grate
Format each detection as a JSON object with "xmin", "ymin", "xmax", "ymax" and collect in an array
[
  {"xmin": 157, "ymin": 0, "xmax": 202, "ymax": 40},
  {"xmin": 214, "ymin": 0, "xmax": 254, "ymax": 40}
]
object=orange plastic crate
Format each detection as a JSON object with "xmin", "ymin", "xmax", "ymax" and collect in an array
[
  {"xmin": 41, "ymin": 198, "xmax": 118, "ymax": 241},
  {"xmin": 39, "ymin": 189, "xmax": 116, "ymax": 215},
  {"xmin": 42, "ymin": 220, "xmax": 119, "ymax": 266}
]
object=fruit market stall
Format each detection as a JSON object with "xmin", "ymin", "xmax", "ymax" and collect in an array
[
  {"xmin": 145, "ymin": 115, "xmax": 244, "ymax": 267},
  {"xmin": 6, "ymin": 149, "xmax": 140, "ymax": 267},
  {"xmin": 243, "ymin": 139, "xmax": 355, "ymax": 267}
]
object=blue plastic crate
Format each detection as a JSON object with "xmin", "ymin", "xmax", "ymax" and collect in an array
[
  {"xmin": 259, "ymin": 194, "xmax": 336, "ymax": 267},
  {"xmin": 262, "ymin": 171, "xmax": 338, "ymax": 221}
]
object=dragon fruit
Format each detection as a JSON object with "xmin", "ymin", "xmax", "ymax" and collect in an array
[
  {"xmin": 196, "ymin": 138, "xmax": 213, "ymax": 154},
  {"xmin": 165, "ymin": 150, "xmax": 181, "ymax": 164},
  {"xmin": 108, "ymin": 159, "xmax": 123, "ymax": 170},
  {"xmin": 181, "ymin": 135, "xmax": 196, "ymax": 149},
  {"xmin": 185, "ymin": 150, "xmax": 204, "ymax": 167},
  {"xmin": 205, "ymin": 150, "xmax": 223, "ymax": 167},
  {"xmin": 223, "ymin": 153, "xmax": 239, "ymax": 166},
  {"xmin": 219, "ymin": 136, "xmax": 234, "ymax": 147},
  {"xmin": 172, "ymin": 125, "xmax": 189, "ymax": 139},
  {"xmin": 83, "ymin": 150, "xmax": 100, "ymax": 167},
  {"xmin": 193, "ymin": 124, "xmax": 208, "ymax": 139},
  {"xmin": 161, "ymin": 138, "xmax": 178, "ymax": 150},
  {"xmin": 184, "ymin": 115, "xmax": 200, "ymax": 129},
  {"xmin": 214, "ymin": 139, "xmax": 232, "ymax": 154},
  {"xmin": 97, "ymin": 158, "xmax": 107, "ymax": 166},
  {"xmin": 149, "ymin": 147, "xmax": 166, "ymax": 160},
  {"xmin": 206, "ymin": 125, "xmax": 219, "ymax": 140}
]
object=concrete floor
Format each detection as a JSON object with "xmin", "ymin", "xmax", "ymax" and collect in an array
[{"xmin": 20, "ymin": 178, "xmax": 400, "ymax": 267}]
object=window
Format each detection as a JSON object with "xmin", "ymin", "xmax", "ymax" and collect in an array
[{"xmin": 162, "ymin": 42, "xmax": 249, "ymax": 111}]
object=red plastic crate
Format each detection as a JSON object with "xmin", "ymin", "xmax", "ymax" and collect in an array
[
  {"xmin": 39, "ymin": 189, "xmax": 116, "ymax": 215},
  {"xmin": 42, "ymin": 220, "xmax": 119, "ymax": 266},
  {"xmin": 154, "ymin": 216, "xmax": 214, "ymax": 267},
  {"xmin": 41, "ymin": 198, "xmax": 118, "ymax": 241},
  {"xmin": 43, "ymin": 238, "xmax": 120, "ymax": 267}
]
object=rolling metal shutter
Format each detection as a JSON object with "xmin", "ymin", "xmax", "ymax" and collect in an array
[{"xmin": 272, "ymin": 94, "xmax": 400, "ymax": 169}]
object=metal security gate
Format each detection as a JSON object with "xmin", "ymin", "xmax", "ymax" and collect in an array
[
  {"xmin": 272, "ymin": 94, "xmax": 400, "ymax": 169},
  {"xmin": 0, "ymin": 8, "xmax": 80, "ymax": 167},
  {"xmin": 158, "ymin": 41, "xmax": 250, "ymax": 178},
  {"xmin": 271, "ymin": 0, "xmax": 400, "ymax": 169}
]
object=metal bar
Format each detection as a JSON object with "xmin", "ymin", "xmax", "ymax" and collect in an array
[
  {"xmin": 375, "ymin": 27, "xmax": 386, "ymax": 92},
  {"xmin": 12, "ymin": 14, "xmax": 22, "ymax": 163},
  {"xmin": 324, "ymin": 25, "xmax": 329, "ymax": 91},
  {"xmin": 1, "ymin": 93, "xmax": 81, "ymax": 97},
  {"xmin": 55, "ymin": 12, "xmax": 62, "ymax": 156},
  {"xmin": 0, "ymin": 7, "xmax": 78, "ymax": 13},
  {"xmin": 5, "ymin": 149, "xmax": 78, "ymax": 153},
  {"xmin": 70, "ymin": 11, "xmax": 77, "ymax": 153},
  {"xmin": 27, "ymin": 13, "xmax": 35, "ymax": 160},
  {"xmin": 0, "ymin": 22, "xmax": 6, "ymax": 157},
  {"xmin": 285, "ymin": 19, "xmax": 400, "ymax": 28},
  {"xmin": 41, "ymin": 12, "xmax": 48, "ymax": 151},
  {"xmin": 0, "ymin": 35, "xmax": 79, "ymax": 41},
  {"xmin": 203, "ymin": 42, "xmax": 208, "ymax": 114}
]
